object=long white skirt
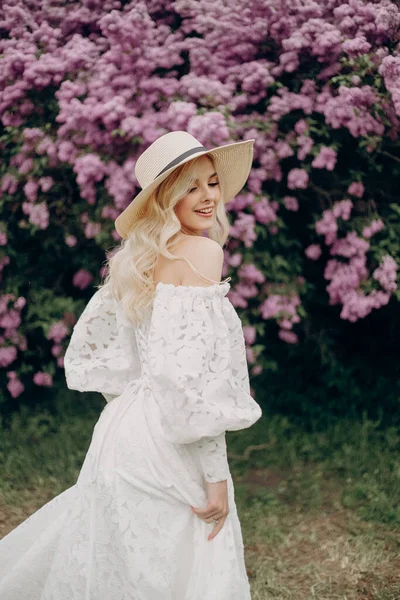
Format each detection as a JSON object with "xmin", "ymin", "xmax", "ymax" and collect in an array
[{"xmin": 0, "ymin": 379, "xmax": 252, "ymax": 599}]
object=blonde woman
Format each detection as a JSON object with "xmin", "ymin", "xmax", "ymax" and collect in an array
[{"xmin": 0, "ymin": 131, "xmax": 262, "ymax": 599}]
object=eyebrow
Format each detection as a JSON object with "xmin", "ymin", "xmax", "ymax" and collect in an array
[{"xmin": 194, "ymin": 172, "xmax": 218, "ymax": 182}]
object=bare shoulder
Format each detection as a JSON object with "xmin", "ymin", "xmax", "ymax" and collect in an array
[
  {"xmin": 174, "ymin": 235, "xmax": 225, "ymax": 285},
  {"xmin": 182, "ymin": 235, "xmax": 223, "ymax": 257}
]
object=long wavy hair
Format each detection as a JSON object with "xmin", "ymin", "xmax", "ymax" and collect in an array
[{"xmin": 97, "ymin": 155, "xmax": 231, "ymax": 326}]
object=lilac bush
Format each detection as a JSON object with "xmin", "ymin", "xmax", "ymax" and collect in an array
[{"xmin": 0, "ymin": 0, "xmax": 399, "ymax": 412}]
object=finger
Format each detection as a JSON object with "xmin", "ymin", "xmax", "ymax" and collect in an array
[
  {"xmin": 203, "ymin": 514, "xmax": 222, "ymax": 523},
  {"xmin": 192, "ymin": 509, "xmax": 220, "ymax": 522},
  {"xmin": 208, "ymin": 517, "xmax": 225, "ymax": 541},
  {"xmin": 190, "ymin": 506, "xmax": 222, "ymax": 524},
  {"xmin": 191, "ymin": 510, "xmax": 221, "ymax": 524},
  {"xmin": 191, "ymin": 505, "xmax": 220, "ymax": 519}
]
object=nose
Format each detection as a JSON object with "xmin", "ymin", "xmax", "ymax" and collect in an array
[{"xmin": 201, "ymin": 184, "xmax": 217, "ymax": 202}]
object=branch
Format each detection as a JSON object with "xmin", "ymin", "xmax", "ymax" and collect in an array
[
  {"xmin": 380, "ymin": 150, "xmax": 400, "ymax": 165},
  {"xmin": 227, "ymin": 438, "xmax": 276, "ymax": 461}
]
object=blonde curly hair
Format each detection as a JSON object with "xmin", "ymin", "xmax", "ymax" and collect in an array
[{"xmin": 98, "ymin": 155, "xmax": 231, "ymax": 326}]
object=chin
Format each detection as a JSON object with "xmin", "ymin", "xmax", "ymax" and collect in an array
[{"xmin": 196, "ymin": 224, "xmax": 213, "ymax": 233}]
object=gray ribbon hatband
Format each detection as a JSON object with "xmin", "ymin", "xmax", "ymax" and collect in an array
[{"xmin": 155, "ymin": 146, "xmax": 206, "ymax": 179}]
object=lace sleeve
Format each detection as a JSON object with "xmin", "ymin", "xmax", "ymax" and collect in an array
[
  {"xmin": 194, "ymin": 432, "xmax": 229, "ymax": 483},
  {"xmin": 147, "ymin": 284, "xmax": 262, "ymax": 481},
  {"xmin": 64, "ymin": 287, "xmax": 141, "ymax": 399}
]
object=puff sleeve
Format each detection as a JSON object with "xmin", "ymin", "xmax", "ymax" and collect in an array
[
  {"xmin": 64, "ymin": 286, "xmax": 141, "ymax": 401},
  {"xmin": 147, "ymin": 284, "xmax": 262, "ymax": 482}
]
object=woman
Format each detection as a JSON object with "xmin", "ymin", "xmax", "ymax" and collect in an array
[{"xmin": 0, "ymin": 130, "xmax": 262, "ymax": 599}]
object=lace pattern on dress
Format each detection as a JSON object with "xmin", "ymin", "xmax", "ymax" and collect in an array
[
  {"xmin": 147, "ymin": 283, "xmax": 262, "ymax": 443},
  {"xmin": 0, "ymin": 282, "xmax": 262, "ymax": 600}
]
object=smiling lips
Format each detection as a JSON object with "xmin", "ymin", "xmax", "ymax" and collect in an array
[{"xmin": 194, "ymin": 207, "xmax": 213, "ymax": 217}]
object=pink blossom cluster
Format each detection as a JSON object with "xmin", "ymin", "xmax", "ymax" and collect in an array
[
  {"xmin": 362, "ymin": 219, "xmax": 385, "ymax": 238},
  {"xmin": 1, "ymin": 0, "xmax": 398, "ymax": 231},
  {"xmin": 305, "ymin": 244, "xmax": 322, "ymax": 261},
  {"xmin": 65, "ymin": 235, "xmax": 78, "ymax": 248},
  {"xmin": 315, "ymin": 200, "xmax": 353, "ymax": 245},
  {"xmin": 33, "ymin": 372, "xmax": 53, "ymax": 387},
  {"xmin": 21, "ymin": 202, "xmax": 50, "ymax": 230},
  {"xmin": 0, "ymin": 293, "xmax": 27, "ymax": 397},
  {"xmin": 253, "ymin": 197, "xmax": 279, "ymax": 226},
  {"xmin": 312, "ymin": 146, "xmax": 337, "ymax": 171},
  {"xmin": 315, "ymin": 85, "xmax": 385, "ymax": 138},
  {"xmin": 348, "ymin": 182, "xmax": 365, "ymax": 198},
  {"xmin": 229, "ymin": 263, "xmax": 266, "ymax": 309},
  {"xmin": 73, "ymin": 269, "xmax": 94, "ymax": 290},
  {"xmin": 379, "ymin": 56, "xmax": 400, "ymax": 116},
  {"xmin": 47, "ymin": 320, "xmax": 70, "ymax": 368},
  {"xmin": 287, "ymin": 168, "xmax": 309, "ymax": 190},
  {"xmin": 330, "ymin": 231, "xmax": 370, "ymax": 258},
  {"xmin": 296, "ymin": 133, "xmax": 314, "ymax": 161},
  {"xmin": 229, "ymin": 213, "xmax": 257, "ymax": 248},
  {"xmin": 227, "ymin": 192, "xmax": 255, "ymax": 213},
  {"xmin": 243, "ymin": 325, "xmax": 257, "ymax": 365},
  {"xmin": 372, "ymin": 255, "xmax": 398, "ymax": 293},
  {"xmin": 6, "ymin": 371, "xmax": 24, "ymax": 398},
  {"xmin": 260, "ymin": 293, "xmax": 301, "ymax": 344},
  {"xmin": 283, "ymin": 196, "xmax": 299, "ymax": 212},
  {"xmin": 315, "ymin": 203, "xmax": 397, "ymax": 321},
  {"xmin": 0, "ymin": 0, "xmax": 399, "ymax": 389}
]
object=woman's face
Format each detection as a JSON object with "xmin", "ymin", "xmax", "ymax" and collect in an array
[{"xmin": 174, "ymin": 156, "xmax": 221, "ymax": 236}]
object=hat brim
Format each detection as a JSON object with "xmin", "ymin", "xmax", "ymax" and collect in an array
[{"xmin": 114, "ymin": 138, "xmax": 255, "ymax": 239}]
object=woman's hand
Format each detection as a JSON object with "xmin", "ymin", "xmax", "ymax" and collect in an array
[{"xmin": 190, "ymin": 479, "xmax": 229, "ymax": 541}]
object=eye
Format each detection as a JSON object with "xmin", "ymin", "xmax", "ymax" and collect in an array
[{"xmin": 188, "ymin": 182, "xmax": 219, "ymax": 193}]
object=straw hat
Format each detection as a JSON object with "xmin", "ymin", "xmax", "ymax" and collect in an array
[{"xmin": 114, "ymin": 130, "xmax": 255, "ymax": 239}]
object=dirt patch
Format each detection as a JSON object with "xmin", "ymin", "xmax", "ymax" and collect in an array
[
  {"xmin": 244, "ymin": 467, "xmax": 286, "ymax": 489},
  {"xmin": 239, "ymin": 467, "xmax": 400, "ymax": 600},
  {"xmin": 0, "ymin": 489, "xmax": 54, "ymax": 539}
]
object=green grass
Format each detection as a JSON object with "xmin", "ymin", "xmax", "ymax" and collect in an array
[
  {"xmin": 228, "ymin": 412, "xmax": 400, "ymax": 527},
  {"xmin": 1, "ymin": 393, "xmax": 400, "ymax": 599},
  {"xmin": 227, "ymin": 414, "xmax": 400, "ymax": 599}
]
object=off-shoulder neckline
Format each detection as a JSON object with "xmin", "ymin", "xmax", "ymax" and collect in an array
[{"xmin": 155, "ymin": 280, "xmax": 231, "ymax": 297}]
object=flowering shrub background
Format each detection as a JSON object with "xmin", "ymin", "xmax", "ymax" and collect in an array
[{"xmin": 1, "ymin": 0, "xmax": 400, "ymax": 420}]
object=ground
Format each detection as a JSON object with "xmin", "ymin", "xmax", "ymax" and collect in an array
[
  {"xmin": 238, "ymin": 467, "xmax": 400, "ymax": 599},
  {"xmin": 1, "ymin": 397, "xmax": 400, "ymax": 599}
]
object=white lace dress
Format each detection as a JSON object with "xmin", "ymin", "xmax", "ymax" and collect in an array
[{"xmin": 0, "ymin": 280, "xmax": 262, "ymax": 600}]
